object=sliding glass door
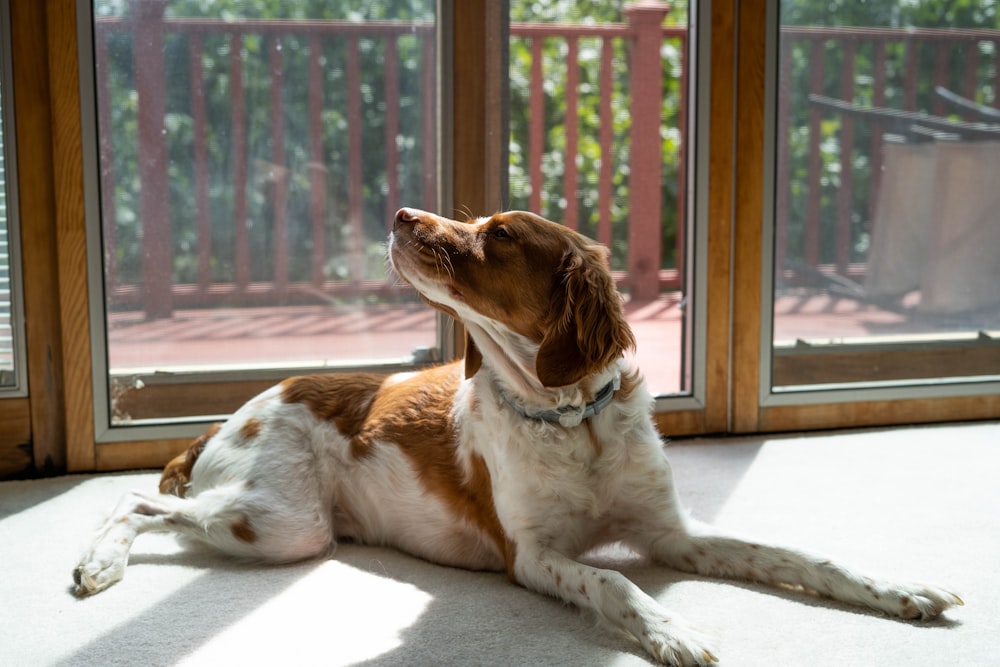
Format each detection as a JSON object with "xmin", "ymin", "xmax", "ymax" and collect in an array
[
  {"xmin": 765, "ymin": 1, "xmax": 1000, "ymax": 399},
  {"xmin": 80, "ymin": 0, "xmax": 444, "ymax": 439}
]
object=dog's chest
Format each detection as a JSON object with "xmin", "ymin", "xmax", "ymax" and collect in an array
[{"xmin": 474, "ymin": 407, "xmax": 634, "ymax": 523}]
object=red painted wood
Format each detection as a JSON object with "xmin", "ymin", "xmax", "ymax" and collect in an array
[
  {"xmin": 623, "ymin": 2, "xmax": 669, "ymax": 300},
  {"xmin": 597, "ymin": 37, "xmax": 613, "ymax": 248},
  {"xmin": 563, "ymin": 37, "xmax": 579, "ymax": 230},
  {"xmin": 269, "ymin": 37, "xmax": 288, "ymax": 295},
  {"xmin": 347, "ymin": 36, "xmax": 364, "ymax": 282},
  {"xmin": 805, "ymin": 39, "xmax": 825, "ymax": 266},
  {"xmin": 230, "ymin": 35, "xmax": 250, "ymax": 291},
  {"xmin": 836, "ymin": 40, "xmax": 856, "ymax": 273},
  {"xmin": 189, "ymin": 34, "xmax": 212, "ymax": 290},
  {"xmin": 385, "ymin": 37, "xmax": 400, "ymax": 226},
  {"xmin": 132, "ymin": 0, "xmax": 173, "ymax": 318},
  {"xmin": 529, "ymin": 37, "xmax": 544, "ymax": 214},
  {"xmin": 308, "ymin": 34, "xmax": 326, "ymax": 287}
]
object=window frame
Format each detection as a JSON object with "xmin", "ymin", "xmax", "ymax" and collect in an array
[{"xmin": 0, "ymin": 0, "xmax": 27, "ymax": 398}]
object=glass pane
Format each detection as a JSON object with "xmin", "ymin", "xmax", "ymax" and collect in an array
[
  {"xmin": 0, "ymin": 23, "xmax": 22, "ymax": 393},
  {"xmin": 90, "ymin": 1, "xmax": 439, "ymax": 424},
  {"xmin": 507, "ymin": 1, "xmax": 693, "ymax": 397},
  {"xmin": 773, "ymin": 2, "xmax": 1000, "ymax": 390}
]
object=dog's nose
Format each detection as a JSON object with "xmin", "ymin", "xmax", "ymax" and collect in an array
[{"xmin": 394, "ymin": 207, "xmax": 422, "ymax": 230}]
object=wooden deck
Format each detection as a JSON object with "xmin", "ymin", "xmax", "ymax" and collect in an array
[
  {"xmin": 107, "ymin": 294, "xmax": 687, "ymax": 394},
  {"xmin": 107, "ymin": 290, "xmax": 986, "ymax": 398}
]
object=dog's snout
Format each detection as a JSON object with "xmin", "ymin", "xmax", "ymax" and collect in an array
[{"xmin": 394, "ymin": 207, "xmax": 422, "ymax": 230}]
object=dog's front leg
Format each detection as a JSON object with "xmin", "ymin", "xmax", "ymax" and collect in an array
[
  {"xmin": 511, "ymin": 545, "xmax": 717, "ymax": 666},
  {"xmin": 650, "ymin": 520, "xmax": 963, "ymax": 620}
]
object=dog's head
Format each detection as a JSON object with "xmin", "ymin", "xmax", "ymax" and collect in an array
[{"xmin": 389, "ymin": 208, "xmax": 635, "ymax": 388}]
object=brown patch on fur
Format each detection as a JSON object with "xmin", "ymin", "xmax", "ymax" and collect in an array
[
  {"xmin": 230, "ymin": 516, "xmax": 257, "ymax": 543},
  {"xmin": 280, "ymin": 372, "xmax": 387, "ymax": 454},
  {"xmin": 535, "ymin": 240, "xmax": 635, "ymax": 388},
  {"xmin": 239, "ymin": 417, "xmax": 262, "ymax": 441},
  {"xmin": 463, "ymin": 331, "xmax": 483, "ymax": 379},
  {"xmin": 349, "ymin": 362, "xmax": 517, "ymax": 573},
  {"xmin": 159, "ymin": 423, "xmax": 220, "ymax": 497}
]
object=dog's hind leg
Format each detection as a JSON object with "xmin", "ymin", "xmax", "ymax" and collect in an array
[{"xmin": 72, "ymin": 483, "xmax": 331, "ymax": 597}]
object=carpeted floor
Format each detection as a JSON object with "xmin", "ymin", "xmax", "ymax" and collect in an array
[{"xmin": 1, "ymin": 422, "xmax": 998, "ymax": 666}]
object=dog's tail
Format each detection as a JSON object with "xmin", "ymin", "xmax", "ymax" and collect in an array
[{"xmin": 159, "ymin": 423, "xmax": 221, "ymax": 497}]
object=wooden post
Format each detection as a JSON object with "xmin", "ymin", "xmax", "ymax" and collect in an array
[
  {"xmin": 131, "ymin": 0, "xmax": 173, "ymax": 318},
  {"xmin": 624, "ymin": 1, "xmax": 670, "ymax": 301},
  {"xmin": 308, "ymin": 35, "xmax": 326, "ymax": 287}
]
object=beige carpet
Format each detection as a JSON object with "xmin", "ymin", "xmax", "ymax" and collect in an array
[{"xmin": 1, "ymin": 422, "xmax": 997, "ymax": 666}]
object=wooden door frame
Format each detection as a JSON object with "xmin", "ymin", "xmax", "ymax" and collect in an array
[{"xmin": 730, "ymin": 0, "xmax": 1000, "ymax": 432}]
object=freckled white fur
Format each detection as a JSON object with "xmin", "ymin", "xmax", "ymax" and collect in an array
[{"xmin": 75, "ymin": 209, "xmax": 962, "ymax": 667}]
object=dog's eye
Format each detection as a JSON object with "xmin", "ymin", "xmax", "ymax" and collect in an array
[{"xmin": 492, "ymin": 227, "xmax": 511, "ymax": 239}]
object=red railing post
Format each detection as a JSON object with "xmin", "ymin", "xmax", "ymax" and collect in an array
[
  {"xmin": 624, "ymin": 1, "xmax": 670, "ymax": 301},
  {"xmin": 528, "ymin": 37, "xmax": 544, "ymax": 214},
  {"xmin": 269, "ymin": 37, "xmax": 289, "ymax": 297},
  {"xmin": 130, "ymin": 0, "xmax": 173, "ymax": 318},
  {"xmin": 597, "ymin": 37, "xmax": 614, "ymax": 248},
  {"xmin": 95, "ymin": 27, "xmax": 118, "ymax": 296},
  {"xmin": 835, "ymin": 39, "xmax": 856, "ymax": 274},
  {"xmin": 804, "ymin": 38, "xmax": 824, "ymax": 266},
  {"xmin": 308, "ymin": 35, "xmax": 326, "ymax": 288},
  {"xmin": 347, "ymin": 37, "xmax": 364, "ymax": 282},
  {"xmin": 421, "ymin": 35, "xmax": 436, "ymax": 211},
  {"xmin": 230, "ymin": 34, "xmax": 250, "ymax": 292},
  {"xmin": 385, "ymin": 37, "xmax": 400, "ymax": 222},
  {"xmin": 563, "ymin": 36, "xmax": 579, "ymax": 230},
  {"xmin": 189, "ymin": 34, "xmax": 212, "ymax": 291}
]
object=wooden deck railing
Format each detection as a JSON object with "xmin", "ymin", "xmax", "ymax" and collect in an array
[
  {"xmin": 94, "ymin": 2, "xmax": 1000, "ymax": 319},
  {"xmin": 511, "ymin": 4, "xmax": 685, "ymax": 300},
  {"xmin": 96, "ymin": 4, "xmax": 438, "ymax": 317},
  {"xmin": 95, "ymin": 1, "xmax": 683, "ymax": 316}
]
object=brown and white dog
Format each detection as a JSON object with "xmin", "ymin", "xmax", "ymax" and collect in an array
[{"xmin": 74, "ymin": 208, "xmax": 961, "ymax": 665}]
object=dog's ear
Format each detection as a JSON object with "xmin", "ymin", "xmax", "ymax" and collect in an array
[
  {"xmin": 463, "ymin": 329, "xmax": 483, "ymax": 379},
  {"xmin": 536, "ymin": 246, "xmax": 635, "ymax": 388}
]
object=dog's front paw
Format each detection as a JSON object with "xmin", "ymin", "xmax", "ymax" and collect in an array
[
  {"xmin": 859, "ymin": 578, "xmax": 963, "ymax": 620},
  {"xmin": 881, "ymin": 583, "xmax": 964, "ymax": 620},
  {"xmin": 639, "ymin": 616, "xmax": 718, "ymax": 666}
]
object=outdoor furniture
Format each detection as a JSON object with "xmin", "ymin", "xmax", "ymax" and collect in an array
[{"xmin": 811, "ymin": 90, "xmax": 1000, "ymax": 315}]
